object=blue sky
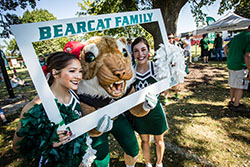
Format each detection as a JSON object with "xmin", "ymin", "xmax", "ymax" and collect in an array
[
  {"xmin": 1, "ymin": 0, "xmax": 230, "ymax": 47},
  {"xmin": 178, "ymin": 1, "xmax": 225, "ymax": 34}
]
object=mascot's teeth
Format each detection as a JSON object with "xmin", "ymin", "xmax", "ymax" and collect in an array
[
  {"xmin": 115, "ymin": 81, "xmax": 123, "ymax": 84},
  {"xmin": 109, "ymin": 81, "xmax": 124, "ymax": 88}
]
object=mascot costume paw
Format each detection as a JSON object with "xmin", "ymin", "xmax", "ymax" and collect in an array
[{"xmin": 64, "ymin": 36, "xmax": 151, "ymax": 167}]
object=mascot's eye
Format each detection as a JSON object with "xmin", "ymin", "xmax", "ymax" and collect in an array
[
  {"xmin": 122, "ymin": 48, "xmax": 128, "ymax": 57},
  {"xmin": 85, "ymin": 52, "xmax": 96, "ymax": 63}
]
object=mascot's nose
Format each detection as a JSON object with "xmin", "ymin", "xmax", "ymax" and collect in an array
[{"xmin": 114, "ymin": 69, "xmax": 126, "ymax": 79}]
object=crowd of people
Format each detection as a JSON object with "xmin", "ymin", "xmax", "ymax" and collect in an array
[{"xmin": 0, "ymin": 25, "xmax": 249, "ymax": 167}]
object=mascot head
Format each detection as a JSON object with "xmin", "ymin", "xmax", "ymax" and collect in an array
[{"xmin": 70, "ymin": 36, "xmax": 135, "ymax": 98}]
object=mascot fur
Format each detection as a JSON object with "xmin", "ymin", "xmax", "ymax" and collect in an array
[{"xmin": 64, "ymin": 36, "xmax": 152, "ymax": 167}]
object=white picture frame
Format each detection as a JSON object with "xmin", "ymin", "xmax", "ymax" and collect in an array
[{"xmin": 11, "ymin": 9, "xmax": 172, "ymax": 140}]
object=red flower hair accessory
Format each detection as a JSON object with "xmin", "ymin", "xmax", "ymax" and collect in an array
[
  {"xmin": 63, "ymin": 41, "xmax": 85, "ymax": 59},
  {"xmin": 42, "ymin": 65, "xmax": 49, "ymax": 78}
]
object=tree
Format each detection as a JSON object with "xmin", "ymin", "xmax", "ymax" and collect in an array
[
  {"xmin": 22, "ymin": 9, "xmax": 56, "ymax": 23},
  {"xmin": 77, "ymin": 0, "xmax": 153, "ymax": 45},
  {"xmin": 78, "ymin": 0, "xmax": 242, "ymax": 49},
  {"xmin": 234, "ymin": 0, "xmax": 250, "ymax": 19},
  {"xmin": 4, "ymin": 9, "xmax": 70, "ymax": 56},
  {"xmin": 0, "ymin": 0, "xmax": 38, "ymax": 38},
  {"xmin": 78, "ymin": 0, "xmax": 157, "ymax": 48},
  {"xmin": 5, "ymin": 38, "xmax": 18, "ymax": 56},
  {"xmin": 21, "ymin": 9, "xmax": 65, "ymax": 55}
]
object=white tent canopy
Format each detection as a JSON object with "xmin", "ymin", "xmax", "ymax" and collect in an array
[{"xmin": 194, "ymin": 12, "xmax": 250, "ymax": 35}]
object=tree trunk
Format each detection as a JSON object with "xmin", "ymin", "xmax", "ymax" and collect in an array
[
  {"xmin": 141, "ymin": 0, "xmax": 188, "ymax": 49},
  {"xmin": 141, "ymin": 22, "xmax": 163, "ymax": 50}
]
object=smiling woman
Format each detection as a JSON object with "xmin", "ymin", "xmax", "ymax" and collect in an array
[
  {"xmin": 12, "ymin": 52, "xmax": 99, "ymax": 167},
  {"xmin": 131, "ymin": 37, "xmax": 168, "ymax": 167}
]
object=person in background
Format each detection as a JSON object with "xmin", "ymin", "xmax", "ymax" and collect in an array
[
  {"xmin": 214, "ymin": 32, "xmax": 223, "ymax": 61},
  {"xmin": 0, "ymin": 107, "xmax": 9, "ymax": 126},
  {"xmin": 200, "ymin": 34, "xmax": 210, "ymax": 63},
  {"xmin": 183, "ymin": 34, "xmax": 192, "ymax": 63},
  {"xmin": 19, "ymin": 61, "xmax": 23, "ymax": 69},
  {"xmin": 38, "ymin": 55, "xmax": 46, "ymax": 67},
  {"xmin": 13, "ymin": 68, "xmax": 17, "ymax": 76},
  {"xmin": 223, "ymin": 25, "xmax": 250, "ymax": 111},
  {"xmin": 23, "ymin": 61, "xmax": 26, "ymax": 68},
  {"xmin": 131, "ymin": 37, "xmax": 168, "ymax": 167},
  {"xmin": 10, "ymin": 74, "xmax": 25, "ymax": 88},
  {"xmin": 167, "ymin": 33, "xmax": 176, "ymax": 45}
]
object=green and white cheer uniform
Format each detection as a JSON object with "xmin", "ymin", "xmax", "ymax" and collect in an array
[
  {"xmin": 133, "ymin": 61, "xmax": 168, "ymax": 135},
  {"xmin": 17, "ymin": 89, "xmax": 89, "ymax": 167}
]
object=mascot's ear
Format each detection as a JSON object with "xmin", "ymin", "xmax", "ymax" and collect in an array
[
  {"xmin": 63, "ymin": 41, "xmax": 85, "ymax": 59},
  {"xmin": 119, "ymin": 37, "xmax": 127, "ymax": 45}
]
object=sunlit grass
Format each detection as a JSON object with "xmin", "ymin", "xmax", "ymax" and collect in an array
[{"xmin": 1, "ymin": 62, "xmax": 249, "ymax": 167}]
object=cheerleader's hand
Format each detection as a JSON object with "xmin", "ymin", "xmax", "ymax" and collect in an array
[
  {"xmin": 143, "ymin": 92, "xmax": 158, "ymax": 111},
  {"xmin": 96, "ymin": 115, "xmax": 113, "ymax": 133},
  {"xmin": 53, "ymin": 130, "xmax": 72, "ymax": 147}
]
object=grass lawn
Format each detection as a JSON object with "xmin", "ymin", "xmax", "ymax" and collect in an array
[{"xmin": 0, "ymin": 61, "xmax": 249, "ymax": 167}]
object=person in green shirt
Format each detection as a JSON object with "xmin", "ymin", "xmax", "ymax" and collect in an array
[
  {"xmin": 200, "ymin": 34, "xmax": 210, "ymax": 63},
  {"xmin": 214, "ymin": 32, "xmax": 223, "ymax": 61},
  {"xmin": 223, "ymin": 25, "xmax": 250, "ymax": 111}
]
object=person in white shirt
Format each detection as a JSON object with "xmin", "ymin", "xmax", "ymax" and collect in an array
[
  {"xmin": 10, "ymin": 74, "xmax": 25, "ymax": 88},
  {"xmin": 183, "ymin": 34, "xmax": 192, "ymax": 63}
]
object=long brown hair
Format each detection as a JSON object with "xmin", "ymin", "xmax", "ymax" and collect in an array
[{"xmin": 46, "ymin": 52, "xmax": 79, "ymax": 86}]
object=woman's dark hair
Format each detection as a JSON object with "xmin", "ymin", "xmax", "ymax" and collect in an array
[
  {"xmin": 203, "ymin": 34, "xmax": 207, "ymax": 38},
  {"xmin": 131, "ymin": 37, "xmax": 150, "ymax": 54},
  {"xmin": 46, "ymin": 52, "xmax": 79, "ymax": 86}
]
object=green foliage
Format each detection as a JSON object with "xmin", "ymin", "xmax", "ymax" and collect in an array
[
  {"xmin": 0, "ymin": 0, "xmax": 38, "ymax": 38},
  {"xmin": 32, "ymin": 37, "xmax": 70, "ymax": 56},
  {"xmin": 21, "ymin": 9, "xmax": 56, "ymax": 23},
  {"xmin": 189, "ymin": 0, "xmax": 219, "ymax": 27},
  {"xmin": 4, "ymin": 9, "xmax": 70, "ymax": 56},
  {"xmin": 5, "ymin": 38, "xmax": 18, "ymax": 56},
  {"xmin": 78, "ymin": 0, "xmax": 244, "ymax": 44},
  {"xmin": 217, "ymin": 0, "xmax": 239, "ymax": 15},
  {"xmin": 78, "ymin": 0, "xmax": 137, "ymax": 15},
  {"xmin": 20, "ymin": 9, "xmax": 60, "ymax": 55},
  {"xmin": 77, "ymin": 0, "xmax": 153, "ymax": 45},
  {"xmin": 190, "ymin": 0, "xmax": 249, "ymax": 26},
  {"xmin": 234, "ymin": 0, "xmax": 250, "ymax": 18}
]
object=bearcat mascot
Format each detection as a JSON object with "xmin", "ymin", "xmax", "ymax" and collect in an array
[{"xmin": 64, "ymin": 36, "xmax": 157, "ymax": 167}]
